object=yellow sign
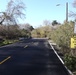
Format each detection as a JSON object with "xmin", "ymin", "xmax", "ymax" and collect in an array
[{"xmin": 71, "ymin": 38, "xmax": 76, "ymax": 48}]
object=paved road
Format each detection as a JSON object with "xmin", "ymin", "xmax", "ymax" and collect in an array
[{"xmin": 0, "ymin": 38, "xmax": 70, "ymax": 75}]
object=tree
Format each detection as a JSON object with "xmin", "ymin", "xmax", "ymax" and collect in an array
[
  {"xmin": 73, "ymin": 0, "xmax": 76, "ymax": 8},
  {"xmin": 0, "ymin": 25, "xmax": 20, "ymax": 39},
  {"xmin": 23, "ymin": 23, "xmax": 34, "ymax": 31},
  {"xmin": 52, "ymin": 20, "xmax": 59, "ymax": 26},
  {"xmin": 31, "ymin": 25, "xmax": 52, "ymax": 38},
  {"xmin": 69, "ymin": 0, "xmax": 76, "ymax": 19},
  {"xmin": 0, "ymin": 0, "xmax": 25, "ymax": 25},
  {"xmin": 43, "ymin": 20, "xmax": 51, "ymax": 26}
]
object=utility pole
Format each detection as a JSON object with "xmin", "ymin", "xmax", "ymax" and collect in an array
[
  {"xmin": 66, "ymin": 2, "xmax": 68, "ymax": 23},
  {"xmin": 56, "ymin": 2, "xmax": 68, "ymax": 23}
]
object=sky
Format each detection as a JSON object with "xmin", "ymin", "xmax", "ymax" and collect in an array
[{"xmin": 0, "ymin": 0, "xmax": 75, "ymax": 28}]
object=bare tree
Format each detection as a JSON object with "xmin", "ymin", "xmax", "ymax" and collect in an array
[
  {"xmin": 69, "ymin": 0, "xmax": 76, "ymax": 19},
  {"xmin": 0, "ymin": 0, "xmax": 26, "ymax": 25},
  {"xmin": 73, "ymin": 0, "xmax": 76, "ymax": 7},
  {"xmin": 43, "ymin": 20, "xmax": 51, "ymax": 26}
]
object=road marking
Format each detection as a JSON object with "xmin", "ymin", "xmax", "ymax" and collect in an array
[
  {"xmin": 0, "ymin": 56, "xmax": 11, "ymax": 65},
  {"xmin": 24, "ymin": 45, "xmax": 28, "ymax": 48}
]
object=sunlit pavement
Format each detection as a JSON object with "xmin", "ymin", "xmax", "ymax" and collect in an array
[{"xmin": 0, "ymin": 38, "xmax": 70, "ymax": 75}]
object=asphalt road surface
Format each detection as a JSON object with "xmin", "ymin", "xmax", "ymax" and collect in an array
[{"xmin": 0, "ymin": 38, "xmax": 70, "ymax": 75}]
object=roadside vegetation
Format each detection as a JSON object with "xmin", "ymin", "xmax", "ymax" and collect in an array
[
  {"xmin": 50, "ymin": 21, "xmax": 76, "ymax": 73},
  {"xmin": 0, "ymin": 24, "xmax": 34, "ymax": 46},
  {"xmin": 31, "ymin": 0, "xmax": 76, "ymax": 74},
  {"xmin": 31, "ymin": 20, "xmax": 76, "ymax": 73},
  {"xmin": 0, "ymin": 0, "xmax": 34, "ymax": 46},
  {"xmin": 0, "ymin": 39, "xmax": 18, "ymax": 46},
  {"xmin": 0, "ymin": 0, "xmax": 76, "ymax": 74}
]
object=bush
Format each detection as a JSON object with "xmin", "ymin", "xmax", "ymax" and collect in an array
[
  {"xmin": 50, "ymin": 21, "xmax": 76, "ymax": 72},
  {"xmin": 0, "ymin": 39, "xmax": 18, "ymax": 46},
  {"xmin": 64, "ymin": 54, "xmax": 76, "ymax": 71},
  {"xmin": 50, "ymin": 21, "xmax": 75, "ymax": 55}
]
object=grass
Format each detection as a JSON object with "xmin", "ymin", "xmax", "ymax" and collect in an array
[{"xmin": 0, "ymin": 39, "xmax": 19, "ymax": 46}]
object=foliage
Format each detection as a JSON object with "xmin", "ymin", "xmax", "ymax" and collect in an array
[
  {"xmin": 31, "ymin": 21, "xmax": 74, "ymax": 53},
  {"xmin": 0, "ymin": 24, "xmax": 32, "ymax": 39},
  {"xmin": 31, "ymin": 20, "xmax": 76, "ymax": 72},
  {"xmin": 0, "ymin": 39, "xmax": 19, "ymax": 46},
  {"xmin": 50, "ymin": 21, "xmax": 76, "ymax": 72},
  {"xmin": 31, "ymin": 25, "xmax": 52, "ymax": 38},
  {"xmin": 19, "ymin": 29, "xmax": 31, "ymax": 38},
  {"xmin": 52, "ymin": 20, "xmax": 59, "ymax": 26},
  {"xmin": 0, "ymin": 25, "xmax": 20, "ymax": 39},
  {"xmin": 23, "ymin": 23, "xmax": 34, "ymax": 31},
  {"xmin": 64, "ymin": 54, "xmax": 76, "ymax": 72},
  {"xmin": 50, "ymin": 21, "xmax": 74, "ymax": 54}
]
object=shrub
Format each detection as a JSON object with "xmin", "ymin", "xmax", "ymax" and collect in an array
[{"xmin": 64, "ymin": 54, "xmax": 76, "ymax": 71}]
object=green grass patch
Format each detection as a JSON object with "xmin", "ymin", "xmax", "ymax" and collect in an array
[{"xmin": 0, "ymin": 39, "xmax": 19, "ymax": 46}]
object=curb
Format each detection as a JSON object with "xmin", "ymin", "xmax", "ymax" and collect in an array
[
  {"xmin": 48, "ymin": 40, "xmax": 74, "ymax": 75},
  {"xmin": 0, "ymin": 43, "xmax": 17, "ymax": 48},
  {"xmin": 0, "ymin": 44, "xmax": 11, "ymax": 48}
]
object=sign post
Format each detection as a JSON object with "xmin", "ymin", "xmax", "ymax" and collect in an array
[
  {"xmin": 71, "ymin": 20, "xmax": 76, "ymax": 48},
  {"xmin": 74, "ymin": 21, "xmax": 76, "ymax": 34},
  {"xmin": 70, "ymin": 21, "xmax": 76, "ymax": 56},
  {"xmin": 71, "ymin": 37, "xmax": 76, "ymax": 49}
]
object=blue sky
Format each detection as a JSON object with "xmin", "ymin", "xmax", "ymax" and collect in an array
[{"xmin": 0, "ymin": 0, "xmax": 75, "ymax": 28}]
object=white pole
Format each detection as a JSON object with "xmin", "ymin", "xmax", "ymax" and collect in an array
[{"xmin": 74, "ymin": 21, "xmax": 76, "ymax": 34}]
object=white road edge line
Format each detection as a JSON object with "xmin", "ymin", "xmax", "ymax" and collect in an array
[{"xmin": 48, "ymin": 40, "xmax": 74, "ymax": 75}]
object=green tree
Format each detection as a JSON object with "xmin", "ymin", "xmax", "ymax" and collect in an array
[{"xmin": 52, "ymin": 20, "xmax": 59, "ymax": 26}]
